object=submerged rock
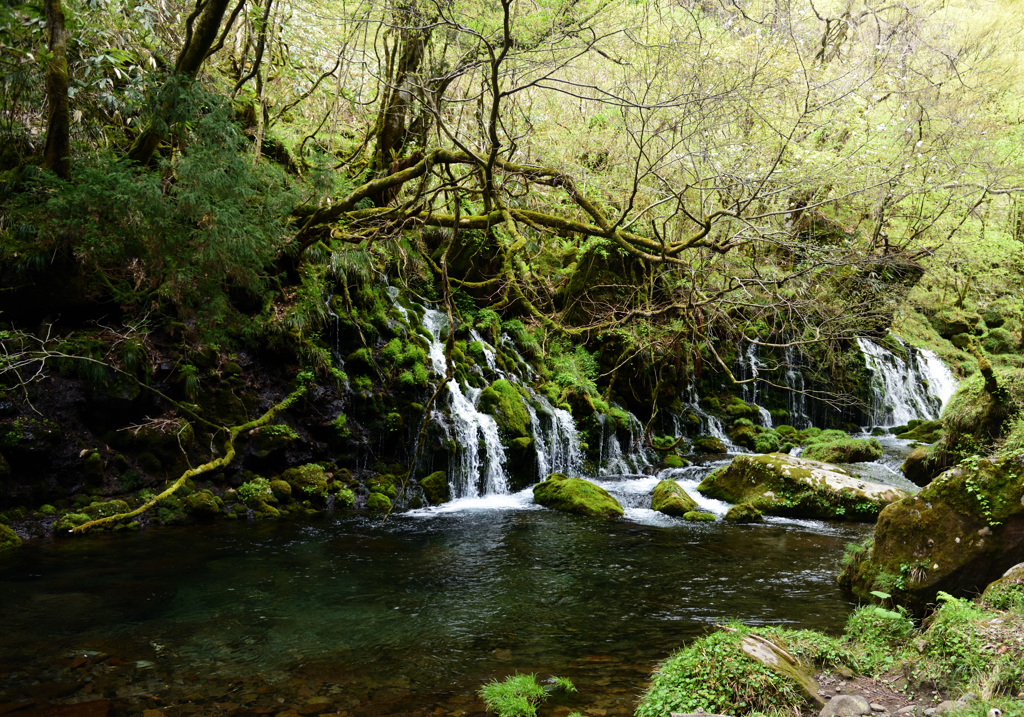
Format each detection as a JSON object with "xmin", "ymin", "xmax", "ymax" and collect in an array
[
  {"xmin": 651, "ymin": 479, "xmax": 698, "ymax": 516},
  {"xmin": 532, "ymin": 473, "xmax": 624, "ymax": 517},
  {"xmin": 724, "ymin": 503, "xmax": 763, "ymax": 523},
  {"xmin": 697, "ymin": 453, "xmax": 907, "ymax": 521},
  {"xmin": 839, "ymin": 454, "xmax": 1024, "ymax": 613},
  {"xmin": 683, "ymin": 511, "xmax": 717, "ymax": 522}
]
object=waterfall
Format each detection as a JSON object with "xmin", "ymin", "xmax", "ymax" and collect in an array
[
  {"xmin": 857, "ymin": 336, "xmax": 956, "ymax": 427},
  {"xmin": 421, "ymin": 308, "xmax": 510, "ymax": 498},
  {"xmin": 736, "ymin": 343, "xmax": 773, "ymax": 427},
  {"xmin": 682, "ymin": 384, "xmax": 744, "ymax": 453},
  {"xmin": 526, "ymin": 392, "xmax": 582, "ymax": 477},
  {"xmin": 600, "ymin": 406, "xmax": 655, "ymax": 475},
  {"xmin": 783, "ymin": 345, "xmax": 810, "ymax": 429}
]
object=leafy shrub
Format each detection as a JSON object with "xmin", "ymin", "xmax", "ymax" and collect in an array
[
  {"xmin": 238, "ymin": 476, "xmax": 273, "ymax": 503},
  {"xmin": 843, "ymin": 593, "xmax": 914, "ymax": 673}
]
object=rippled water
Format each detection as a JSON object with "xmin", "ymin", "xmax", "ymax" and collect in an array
[{"xmin": 0, "ymin": 472, "xmax": 874, "ymax": 716}]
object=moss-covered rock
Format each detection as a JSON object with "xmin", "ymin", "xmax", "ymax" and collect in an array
[
  {"xmin": 0, "ymin": 417, "xmax": 62, "ymax": 454},
  {"xmin": 281, "ymin": 464, "xmax": 329, "ymax": 498},
  {"xmin": 802, "ymin": 436, "xmax": 882, "ymax": 464},
  {"xmin": 982, "ymin": 327, "xmax": 1016, "ymax": 355},
  {"xmin": 724, "ymin": 503, "xmax": 764, "ymax": 523},
  {"xmin": 683, "ymin": 511, "xmax": 717, "ymax": 522},
  {"xmin": 82, "ymin": 500, "xmax": 130, "ymax": 519},
  {"xmin": 0, "ymin": 523, "xmax": 21, "ymax": 551},
  {"xmin": 366, "ymin": 492, "xmax": 392, "ymax": 511},
  {"xmin": 479, "ymin": 379, "xmax": 530, "ymax": 438},
  {"xmin": 53, "ymin": 512, "xmax": 90, "ymax": 533},
  {"xmin": 839, "ymin": 454, "xmax": 1024, "ymax": 614},
  {"xmin": 184, "ymin": 490, "xmax": 224, "ymax": 519},
  {"xmin": 651, "ymin": 479, "xmax": 699, "ymax": 516},
  {"xmin": 269, "ymin": 479, "xmax": 292, "ymax": 502},
  {"xmin": 251, "ymin": 423, "xmax": 299, "ymax": 457},
  {"xmin": 725, "ymin": 397, "xmax": 761, "ymax": 420},
  {"xmin": 982, "ymin": 309, "xmax": 1005, "ymax": 329},
  {"xmin": 697, "ymin": 453, "xmax": 907, "ymax": 521},
  {"xmin": 896, "ymin": 420, "xmax": 943, "ymax": 444},
  {"xmin": 692, "ymin": 436, "xmax": 727, "ymax": 455},
  {"xmin": 900, "ymin": 444, "xmax": 945, "ymax": 487},
  {"xmin": 253, "ymin": 500, "xmax": 280, "ymax": 520},
  {"xmin": 419, "ymin": 470, "xmax": 449, "ymax": 505},
  {"xmin": 663, "ymin": 454, "xmax": 689, "ymax": 468},
  {"xmin": 929, "ymin": 309, "xmax": 981, "ymax": 339},
  {"xmin": 533, "ymin": 473, "xmax": 624, "ymax": 517}
]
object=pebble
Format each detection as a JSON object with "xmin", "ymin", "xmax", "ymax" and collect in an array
[
  {"xmin": 870, "ymin": 705, "xmax": 886, "ymax": 712},
  {"xmin": 898, "ymin": 707, "xmax": 916, "ymax": 715}
]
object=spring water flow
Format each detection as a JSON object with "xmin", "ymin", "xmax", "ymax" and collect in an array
[{"xmin": 857, "ymin": 336, "xmax": 958, "ymax": 427}]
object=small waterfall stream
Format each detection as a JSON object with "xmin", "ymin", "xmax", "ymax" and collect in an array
[{"xmin": 736, "ymin": 343, "xmax": 773, "ymax": 427}]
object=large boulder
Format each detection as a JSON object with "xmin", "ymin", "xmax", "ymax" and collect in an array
[
  {"xmin": 533, "ymin": 473, "xmax": 624, "ymax": 517},
  {"xmin": 802, "ymin": 436, "xmax": 882, "ymax": 464},
  {"xmin": 929, "ymin": 309, "xmax": 980, "ymax": 339},
  {"xmin": 839, "ymin": 453, "xmax": 1024, "ymax": 614},
  {"xmin": 697, "ymin": 453, "xmax": 907, "ymax": 521},
  {"xmin": 0, "ymin": 523, "xmax": 21, "ymax": 551},
  {"xmin": 651, "ymin": 479, "xmax": 698, "ymax": 516}
]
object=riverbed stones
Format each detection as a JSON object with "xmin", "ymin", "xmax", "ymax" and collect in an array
[
  {"xmin": 651, "ymin": 480, "xmax": 698, "ymax": 516},
  {"xmin": 532, "ymin": 473, "xmax": 624, "ymax": 517},
  {"xmin": 697, "ymin": 453, "xmax": 907, "ymax": 521},
  {"xmin": 839, "ymin": 454, "xmax": 1024, "ymax": 613},
  {"xmin": 820, "ymin": 695, "xmax": 872, "ymax": 717},
  {"xmin": 724, "ymin": 503, "xmax": 763, "ymax": 523}
]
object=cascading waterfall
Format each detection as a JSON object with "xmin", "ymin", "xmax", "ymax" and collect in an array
[
  {"xmin": 857, "ymin": 336, "xmax": 957, "ymax": 427},
  {"xmin": 600, "ymin": 406, "xmax": 655, "ymax": 475},
  {"xmin": 783, "ymin": 345, "xmax": 810, "ymax": 429},
  {"xmin": 682, "ymin": 384, "xmax": 744, "ymax": 452},
  {"xmin": 525, "ymin": 392, "xmax": 582, "ymax": 477},
  {"xmin": 736, "ymin": 343, "xmax": 773, "ymax": 427}
]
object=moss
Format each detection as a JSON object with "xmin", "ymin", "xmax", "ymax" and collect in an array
[
  {"xmin": 53, "ymin": 512, "xmax": 90, "ymax": 533},
  {"xmin": 382, "ymin": 338, "xmax": 403, "ymax": 366},
  {"xmin": 930, "ymin": 309, "xmax": 981, "ymax": 338},
  {"xmin": 692, "ymin": 436, "xmax": 727, "ymax": 454},
  {"xmin": 651, "ymin": 479, "xmax": 699, "ymax": 516},
  {"xmin": 982, "ymin": 309, "xmax": 1005, "ymax": 329},
  {"xmin": 335, "ymin": 488, "xmax": 356, "ymax": 508},
  {"xmin": 982, "ymin": 327, "xmax": 1016, "ymax": 354},
  {"xmin": 0, "ymin": 417, "xmax": 62, "ymax": 453},
  {"xmin": 0, "ymin": 524, "xmax": 22, "ymax": 551},
  {"xmin": 184, "ymin": 490, "xmax": 224, "ymax": 519},
  {"xmin": 664, "ymin": 454, "xmax": 689, "ymax": 468},
  {"xmin": 281, "ymin": 464, "xmax": 329, "ymax": 498},
  {"xmin": 253, "ymin": 500, "xmax": 280, "ymax": 520},
  {"xmin": 724, "ymin": 397, "xmax": 760, "ymax": 420},
  {"xmin": 754, "ymin": 431, "xmax": 782, "ymax": 454},
  {"xmin": 724, "ymin": 503, "xmax": 764, "ymax": 523},
  {"xmin": 420, "ymin": 471, "xmax": 449, "ymax": 505},
  {"xmin": 252, "ymin": 423, "xmax": 298, "ymax": 457},
  {"xmin": 366, "ymin": 492, "xmax": 392, "ymax": 511},
  {"xmin": 698, "ymin": 453, "xmax": 906, "ymax": 521},
  {"xmin": 270, "ymin": 479, "xmax": 292, "ymax": 501},
  {"xmin": 683, "ymin": 511, "xmax": 717, "ymax": 522},
  {"xmin": 38, "ymin": 504, "xmax": 56, "ymax": 516},
  {"xmin": 802, "ymin": 437, "xmax": 882, "ymax": 463},
  {"xmin": 532, "ymin": 473, "xmax": 624, "ymax": 517},
  {"xmin": 897, "ymin": 420, "xmax": 943, "ymax": 443},
  {"xmin": 478, "ymin": 379, "xmax": 531, "ymax": 437},
  {"xmin": 82, "ymin": 499, "xmax": 130, "ymax": 519}
]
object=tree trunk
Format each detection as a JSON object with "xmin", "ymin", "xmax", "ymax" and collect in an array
[
  {"xmin": 127, "ymin": 0, "xmax": 234, "ymax": 165},
  {"xmin": 42, "ymin": 0, "xmax": 70, "ymax": 178}
]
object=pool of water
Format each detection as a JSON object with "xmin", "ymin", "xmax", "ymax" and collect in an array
[{"xmin": 0, "ymin": 473, "xmax": 873, "ymax": 717}]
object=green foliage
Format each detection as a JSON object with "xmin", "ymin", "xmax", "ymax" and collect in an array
[
  {"xmin": 636, "ymin": 627, "xmax": 806, "ymax": 717},
  {"xmin": 843, "ymin": 599, "xmax": 914, "ymax": 674},
  {"xmin": 477, "ymin": 673, "xmax": 574, "ymax": 717},
  {"xmin": 548, "ymin": 342, "xmax": 599, "ymax": 398},
  {"xmin": 238, "ymin": 476, "xmax": 273, "ymax": 503}
]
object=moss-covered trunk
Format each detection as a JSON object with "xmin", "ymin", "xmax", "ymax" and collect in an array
[{"xmin": 42, "ymin": 0, "xmax": 70, "ymax": 178}]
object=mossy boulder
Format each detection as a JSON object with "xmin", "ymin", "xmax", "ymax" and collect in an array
[
  {"xmin": 251, "ymin": 424, "xmax": 299, "ymax": 457},
  {"xmin": 982, "ymin": 309, "xmax": 1005, "ymax": 329},
  {"xmin": 839, "ymin": 454, "xmax": 1024, "ymax": 614},
  {"xmin": 54, "ymin": 512, "xmax": 91, "ymax": 533},
  {"xmin": 754, "ymin": 431, "xmax": 782, "ymax": 454},
  {"xmin": 725, "ymin": 397, "xmax": 761, "ymax": 420},
  {"xmin": 366, "ymin": 492, "xmax": 392, "ymax": 512},
  {"xmin": 724, "ymin": 503, "xmax": 764, "ymax": 523},
  {"xmin": 82, "ymin": 500, "xmax": 130, "ymax": 519},
  {"xmin": 651, "ymin": 480, "xmax": 699, "ymax": 517},
  {"xmin": 0, "ymin": 524, "xmax": 21, "ymax": 551},
  {"xmin": 532, "ymin": 473, "xmax": 624, "ymax": 517},
  {"xmin": 900, "ymin": 444, "xmax": 945, "ymax": 487},
  {"xmin": 663, "ymin": 454, "xmax": 689, "ymax": 468},
  {"xmin": 802, "ymin": 436, "xmax": 882, "ymax": 464},
  {"xmin": 697, "ymin": 453, "xmax": 907, "ymax": 521},
  {"xmin": 683, "ymin": 511, "xmax": 717, "ymax": 522},
  {"xmin": 896, "ymin": 420, "xmax": 943, "ymax": 444},
  {"xmin": 729, "ymin": 420, "xmax": 758, "ymax": 450},
  {"xmin": 692, "ymin": 436, "xmax": 727, "ymax": 455},
  {"xmin": 982, "ymin": 327, "xmax": 1016, "ymax": 355},
  {"xmin": 253, "ymin": 500, "xmax": 280, "ymax": 520},
  {"xmin": 929, "ymin": 309, "xmax": 981, "ymax": 339},
  {"xmin": 184, "ymin": 490, "xmax": 224, "ymax": 519},
  {"xmin": 478, "ymin": 379, "xmax": 531, "ymax": 438},
  {"xmin": 419, "ymin": 470, "xmax": 449, "ymax": 505},
  {"xmin": 281, "ymin": 464, "xmax": 329, "ymax": 498},
  {"xmin": 269, "ymin": 479, "xmax": 292, "ymax": 502}
]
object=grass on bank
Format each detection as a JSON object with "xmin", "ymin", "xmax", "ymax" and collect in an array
[{"xmin": 635, "ymin": 581, "xmax": 1024, "ymax": 717}]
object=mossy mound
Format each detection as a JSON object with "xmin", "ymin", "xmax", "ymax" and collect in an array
[
  {"xmin": 651, "ymin": 480, "xmax": 698, "ymax": 517},
  {"xmin": 839, "ymin": 453, "xmax": 1024, "ymax": 614},
  {"xmin": 532, "ymin": 473, "xmax": 624, "ymax": 517},
  {"xmin": 54, "ymin": 512, "xmax": 91, "ymax": 533},
  {"xmin": 897, "ymin": 420, "xmax": 943, "ymax": 444},
  {"xmin": 663, "ymin": 454, "xmax": 689, "ymax": 468},
  {"xmin": 0, "ymin": 524, "xmax": 21, "ymax": 551},
  {"xmin": 281, "ymin": 464, "xmax": 329, "ymax": 498},
  {"xmin": 635, "ymin": 626, "xmax": 822, "ymax": 717},
  {"xmin": 692, "ymin": 436, "xmax": 727, "ymax": 455},
  {"xmin": 900, "ymin": 444, "xmax": 945, "ymax": 487},
  {"xmin": 82, "ymin": 500, "xmax": 131, "ymax": 519},
  {"xmin": 697, "ymin": 453, "xmax": 907, "ymax": 521},
  {"xmin": 982, "ymin": 327, "xmax": 1016, "ymax": 355},
  {"xmin": 725, "ymin": 397, "xmax": 761, "ymax": 420},
  {"xmin": 366, "ymin": 492, "xmax": 392, "ymax": 511},
  {"xmin": 724, "ymin": 503, "xmax": 764, "ymax": 523},
  {"xmin": 929, "ymin": 309, "xmax": 980, "ymax": 338},
  {"xmin": 479, "ymin": 379, "xmax": 530, "ymax": 438},
  {"xmin": 420, "ymin": 470, "xmax": 449, "ymax": 505},
  {"xmin": 802, "ymin": 436, "xmax": 882, "ymax": 464},
  {"xmin": 184, "ymin": 490, "xmax": 224, "ymax": 519},
  {"xmin": 269, "ymin": 479, "xmax": 292, "ymax": 501},
  {"xmin": 683, "ymin": 511, "xmax": 717, "ymax": 522}
]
